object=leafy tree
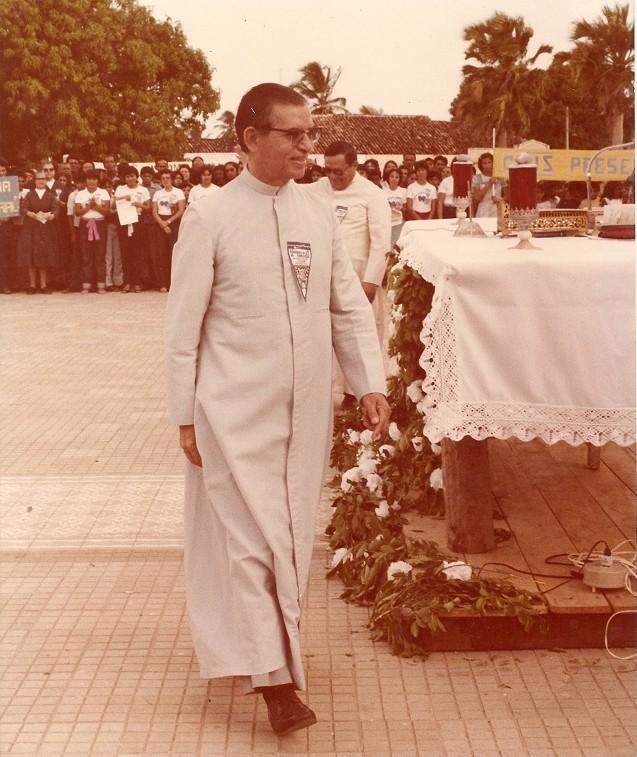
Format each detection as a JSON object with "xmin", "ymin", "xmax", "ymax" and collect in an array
[
  {"xmin": 450, "ymin": 12, "xmax": 552, "ymax": 146},
  {"xmin": 0, "ymin": 0, "xmax": 220, "ymax": 164},
  {"xmin": 290, "ymin": 62, "xmax": 348, "ymax": 114},
  {"xmin": 215, "ymin": 110, "xmax": 236, "ymax": 138},
  {"xmin": 556, "ymin": 3, "xmax": 634, "ymax": 144},
  {"xmin": 359, "ymin": 105, "xmax": 385, "ymax": 115}
]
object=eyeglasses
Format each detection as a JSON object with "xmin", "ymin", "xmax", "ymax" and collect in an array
[
  {"xmin": 43, "ymin": 167, "xmax": 55, "ymax": 172},
  {"xmin": 262, "ymin": 126, "xmax": 321, "ymax": 145}
]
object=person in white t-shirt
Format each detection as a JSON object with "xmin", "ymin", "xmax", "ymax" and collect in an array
[
  {"xmin": 436, "ymin": 170, "xmax": 456, "ymax": 219},
  {"xmin": 113, "ymin": 165, "xmax": 151, "ymax": 292},
  {"xmin": 405, "ymin": 161, "xmax": 437, "ymax": 219},
  {"xmin": 152, "ymin": 170, "xmax": 186, "ymax": 292},
  {"xmin": 382, "ymin": 167, "xmax": 406, "ymax": 246},
  {"xmin": 187, "ymin": 165, "xmax": 219, "ymax": 204},
  {"xmin": 74, "ymin": 169, "xmax": 111, "ymax": 293},
  {"xmin": 65, "ymin": 175, "xmax": 85, "ymax": 291}
]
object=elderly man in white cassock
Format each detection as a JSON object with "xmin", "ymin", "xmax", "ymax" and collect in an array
[{"xmin": 165, "ymin": 83, "xmax": 390, "ymax": 737}]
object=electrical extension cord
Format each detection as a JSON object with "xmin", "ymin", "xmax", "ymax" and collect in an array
[
  {"xmin": 568, "ymin": 539, "xmax": 637, "ymax": 596},
  {"xmin": 582, "ymin": 559, "xmax": 629, "ymax": 591}
]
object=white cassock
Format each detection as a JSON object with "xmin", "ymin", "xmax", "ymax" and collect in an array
[
  {"xmin": 165, "ymin": 168, "xmax": 385, "ymax": 691},
  {"xmin": 309, "ymin": 172, "xmax": 392, "ymax": 394}
]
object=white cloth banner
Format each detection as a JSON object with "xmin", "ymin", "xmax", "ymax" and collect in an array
[{"xmin": 397, "ymin": 220, "xmax": 636, "ymax": 447}]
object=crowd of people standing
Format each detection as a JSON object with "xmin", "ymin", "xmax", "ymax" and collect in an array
[
  {"xmin": 0, "ymin": 155, "xmax": 241, "ymax": 294},
  {"xmin": 1, "ymin": 150, "xmax": 630, "ymax": 295}
]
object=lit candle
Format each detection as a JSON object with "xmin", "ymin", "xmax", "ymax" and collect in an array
[
  {"xmin": 452, "ymin": 158, "xmax": 473, "ymax": 200},
  {"xmin": 508, "ymin": 153, "xmax": 537, "ymax": 210}
]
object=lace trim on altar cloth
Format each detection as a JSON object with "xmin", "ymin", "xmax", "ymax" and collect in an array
[
  {"xmin": 423, "ymin": 402, "xmax": 636, "ymax": 447},
  {"xmin": 402, "ymin": 257, "xmax": 637, "ymax": 448}
]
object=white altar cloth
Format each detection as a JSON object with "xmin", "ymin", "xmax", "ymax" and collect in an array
[{"xmin": 397, "ymin": 220, "xmax": 636, "ymax": 447}]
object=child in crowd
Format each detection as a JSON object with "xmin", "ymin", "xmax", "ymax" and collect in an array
[{"xmin": 405, "ymin": 160, "xmax": 437, "ymax": 220}]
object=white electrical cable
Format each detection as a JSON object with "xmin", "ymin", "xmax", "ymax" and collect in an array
[{"xmin": 604, "ymin": 610, "xmax": 637, "ymax": 660}]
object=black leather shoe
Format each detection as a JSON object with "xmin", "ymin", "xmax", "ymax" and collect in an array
[{"xmin": 260, "ymin": 685, "xmax": 317, "ymax": 736}]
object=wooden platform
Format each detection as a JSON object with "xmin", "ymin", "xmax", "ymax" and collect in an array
[{"xmin": 405, "ymin": 439, "xmax": 636, "ymax": 648}]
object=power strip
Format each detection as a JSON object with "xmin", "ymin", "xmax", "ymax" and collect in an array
[{"xmin": 582, "ymin": 559, "xmax": 628, "ymax": 591}]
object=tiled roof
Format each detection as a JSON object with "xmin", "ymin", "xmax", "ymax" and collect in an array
[
  {"xmin": 312, "ymin": 115, "xmax": 471, "ymax": 154},
  {"xmin": 184, "ymin": 115, "xmax": 471, "ymax": 156}
]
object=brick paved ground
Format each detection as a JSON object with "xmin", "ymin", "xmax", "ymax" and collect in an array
[{"xmin": 1, "ymin": 292, "xmax": 636, "ymax": 757}]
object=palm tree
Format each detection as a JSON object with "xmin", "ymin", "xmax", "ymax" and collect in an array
[
  {"xmin": 359, "ymin": 105, "xmax": 384, "ymax": 115},
  {"xmin": 290, "ymin": 62, "xmax": 348, "ymax": 114},
  {"xmin": 451, "ymin": 12, "xmax": 552, "ymax": 146},
  {"xmin": 562, "ymin": 4, "xmax": 634, "ymax": 144},
  {"xmin": 215, "ymin": 110, "xmax": 236, "ymax": 138}
]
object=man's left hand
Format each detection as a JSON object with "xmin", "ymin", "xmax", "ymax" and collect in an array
[
  {"xmin": 361, "ymin": 282, "xmax": 378, "ymax": 303},
  {"xmin": 360, "ymin": 392, "xmax": 391, "ymax": 441}
]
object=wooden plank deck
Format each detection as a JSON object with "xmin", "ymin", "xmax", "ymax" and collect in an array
[{"xmin": 404, "ymin": 439, "xmax": 636, "ymax": 620}]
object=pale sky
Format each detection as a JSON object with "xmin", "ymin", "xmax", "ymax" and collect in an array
[{"xmin": 140, "ymin": 0, "xmax": 632, "ymax": 134}]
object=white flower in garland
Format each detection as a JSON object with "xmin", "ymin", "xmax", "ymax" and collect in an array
[
  {"xmin": 391, "ymin": 303, "xmax": 404, "ymax": 322},
  {"xmin": 387, "ymin": 355, "xmax": 401, "ymax": 377},
  {"xmin": 441, "ymin": 560, "xmax": 472, "ymax": 581},
  {"xmin": 391, "ymin": 501, "xmax": 401, "ymax": 511},
  {"xmin": 429, "ymin": 467, "xmax": 444, "ymax": 490},
  {"xmin": 374, "ymin": 500, "xmax": 390, "ymax": 518},
  {"xmin": 388, "ymin": 422, "xmax": 401, "ymax": 442},
  {"xmin": 331, "ymin": 547, "xmax": 352, "ymax": 567},
  {"xmin": 358, "ymin": 457, "xmax": 378, "ymax": 476},
  {"xmin": 378, "ymin": 444, "xmax": 395, "ymax": 458},
  {"xmin": 359, "ymin": 429, "xmax": 374, "ymax": 446},
  {"xmin": 365, "ymin": 473, "xmax": 383, "ymax": 493},
  {"xmin": 416, "ymin": 398, "xmax": 430, "ymax": 416},
  {"xmin": 341, "ymin": 466, "xmax": 363, "ymax": 492},
  {"xmin": 387, "ymin": 560, "xmax": 413, "ymax": 581},
  {"xmin": 406, "ymin": 380, "xmax": 424, "ymax": 403},
  {"xmin": 386, "ymin": 287, "xmax": 396, "ymax": 305},
  {"xmin": 411, "ymin": 436, "xmax": 424, "ymax": 452},
  {"xmin": 387, "ymin": 319, "xmax": 396, "ymax": 339},
  {"xmin": 346, "ymin": 429, "xmax": 360, "ymax": 445},
  {"xmin": 430, "ymin": 443, "xmax": 441, "ymax": 455}
]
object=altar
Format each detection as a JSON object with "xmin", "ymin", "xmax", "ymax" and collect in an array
[{"xmin": 396, "ymin": 219, "xmax": 636, "ymax": 553}]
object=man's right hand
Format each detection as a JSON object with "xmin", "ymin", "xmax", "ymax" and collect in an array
[{"xmin": 179, "ymin": 424, "xmax": 202, "ymax": 467}]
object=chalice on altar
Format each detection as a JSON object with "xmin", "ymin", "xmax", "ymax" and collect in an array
[
  {"xmin": 452, "ymin": 155, "xmax": 486, "ymax": 237},
  {"xmin": 508, "ymin": 153, "xmax": 540, "ymax": 250}
]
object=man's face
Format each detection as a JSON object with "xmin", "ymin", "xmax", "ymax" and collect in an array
[
  {"xmin": 200, "ymin": 170, "xmax": 212, "ymax": 186},
  {"xmin": 141, "ymin": 172, "xmax": 152, "ymax": 186},
  {"xmin": 104, "ymin": 156, "xmax": 116, "ymax": 171},
  {"xmin": 251, "ymin": 103, "xmax": 314, "ymax": 184},
  {"xmin": 324, "ymin": 154, "xmax": 357, "ymax": 191},
  {"xmin": 0, "ymin": 165, "xmax": 7, "ymax": 177},
  {"xmin": 403, "ymin": 153, "xmax": 416, "ymax": 166},
  {"xmin": 161, "ymin": 173, "xmax": 172, "ymax": 188},
  {"xmin": 43, "ymin": 163, "xmax": 56, "ymax": 180},
  {"xmin": 156, "ymin": 159, "xmax": 169, "ymax": 172},
  {"xmin": 125, "ymin": 173, "xmax": 137, "ymax": 187},
  {"xmin": 86, "ymin": 177, "xmax": 98, "ymax": 191},
  {"xmin": 434, "ymin": 159, "xmax": 446, "ymax": 171}
]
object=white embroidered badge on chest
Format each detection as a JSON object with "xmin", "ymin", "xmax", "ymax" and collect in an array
[
  {"xmin": 287, "ymin": 241, "xmax": 312, "ymax": 301},
  {"xmin": 335, "ymin": 205, "xmax": 348, "ymax": 223}
]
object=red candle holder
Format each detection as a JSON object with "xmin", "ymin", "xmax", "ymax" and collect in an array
[{"xmin": 508, "ymin": 155, "xmax": 540, "ymax": 249}]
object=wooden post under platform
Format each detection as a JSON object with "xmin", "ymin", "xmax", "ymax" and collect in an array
[{"xmin": 442, "ymin": 437, "xmax": 496, "ymax": 553}]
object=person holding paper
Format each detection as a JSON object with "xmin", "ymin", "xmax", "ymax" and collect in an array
[{"xmin": 113, "ymin": 165, "xmax": 151, "ymax": 293}]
